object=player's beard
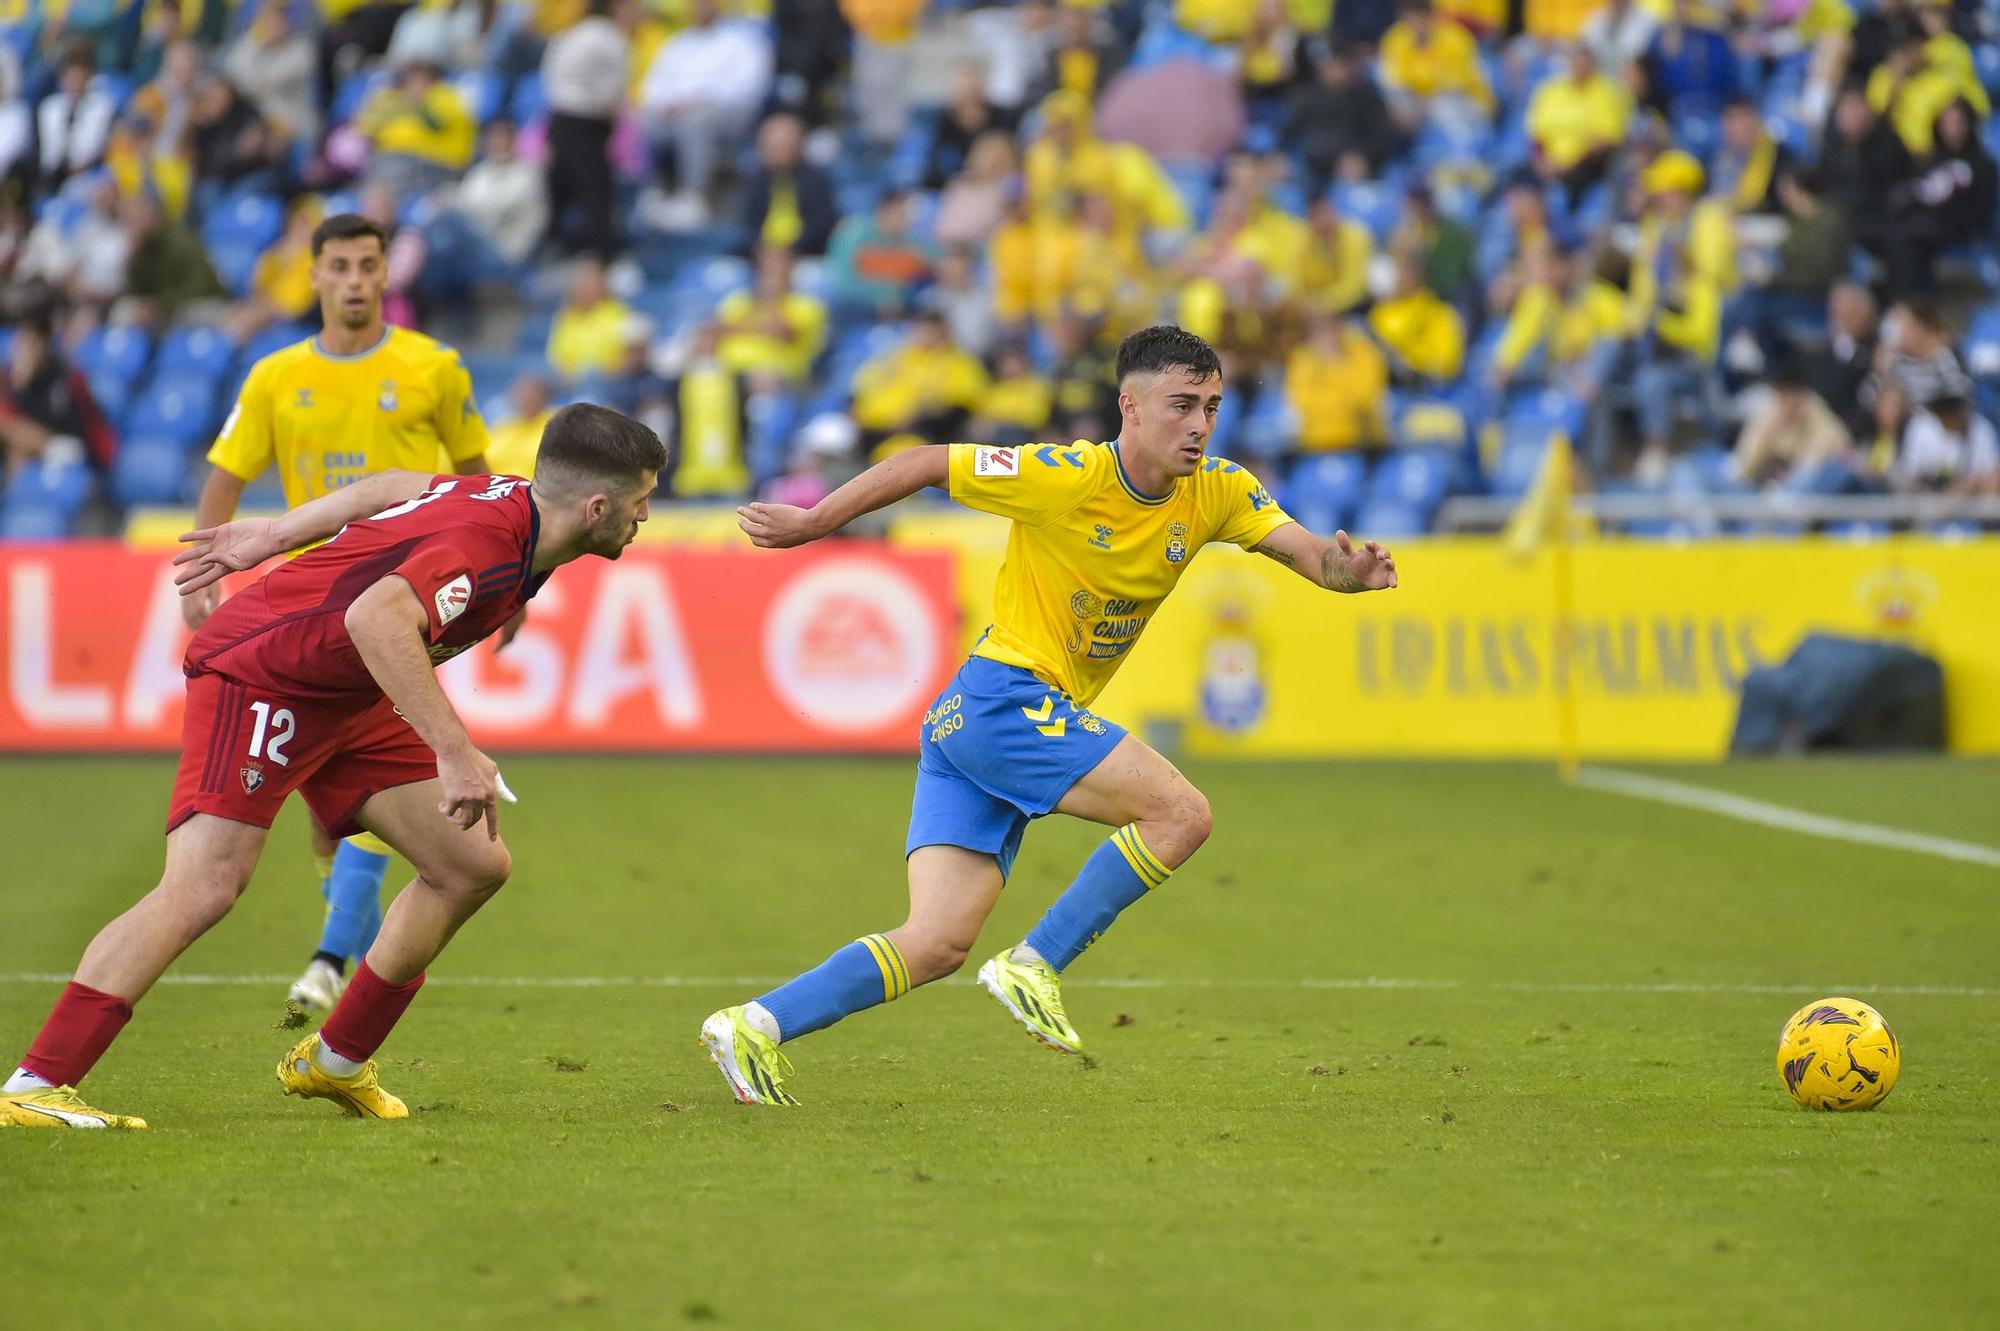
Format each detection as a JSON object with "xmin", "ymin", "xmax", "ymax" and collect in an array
[{"xmin": 589, "ymin": 509, "xmax": 635, "ymax": 558}]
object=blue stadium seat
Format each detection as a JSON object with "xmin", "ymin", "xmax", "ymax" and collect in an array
[
  {"xmin": 122, "ymin": 381, "xmax": 217, "ymax": 450},
  {"xmin": 510, "ymin": 72, "xmax": 547, "ymax": 124},
  {"xmin": 1491, "ymin": 438, "xmax": 1549, "ymax": 499},
  {"xmin": 454, "ymin": 69, "xmax": 506, "ymax": 123},
  {"xmin": 1366, "ymin": 447, "xmax": 1454, "ymax": 514},
  {"xmin": 203, "ymin": 191, "xmax": 286, "ymax": 294},
  {"xmin": 112, "ymin": 435, "xmax": 194, "ymax": 506},
  {"xmin": 330, "ymin": 66, "xmax": 392, "ymax": 126},
  {"xmin": 0, "ymin": 458, "xmax": 93, "ymax": 539},
  {"xmin": 1965, "ymin": 304, "xmax": 2000, "ymax": 417},
  {"xmin": 76, "ymin": 325, "xmax": 155, "ymax": 420},
  {"xmin": 1328, "ymin": 180, "xmax": 1403, "ymax": 242},
  {"xmin": 1503, "ymin": 389, "xmax": 1586, "ymax": 444},
  {"xmin": 1284, "ymin": 452, "xmax": 1369, "ymax": 533},
  {"xmin": 1350, "ymin": 498, "xmax": 1431, "ymax": 537},
  {"xmin": 155, "ymin": 325, "xmax": 237, "ymax": 384},
  {"xmin": 1236, "ymin": 376, "xmax": 1296, "ymax": 456}
]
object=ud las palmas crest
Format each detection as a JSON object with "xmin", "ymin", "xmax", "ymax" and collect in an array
[
  {"xmin": 1165, "ymin": 522, "xmax": 1189, "ymax": 564},
  {"xmin": 379, "ymin": 379, "xmax": 399, "ymax": 412}
]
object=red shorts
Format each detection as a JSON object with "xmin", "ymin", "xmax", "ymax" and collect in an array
[{"xmin": 166, "ymin": 673, "xmax": 438, "ymax": 840}]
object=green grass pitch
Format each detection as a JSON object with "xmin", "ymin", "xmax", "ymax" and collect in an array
[{"xmin": 3, "ymin": 755, "xmax": 1997, "ymax": 1329}]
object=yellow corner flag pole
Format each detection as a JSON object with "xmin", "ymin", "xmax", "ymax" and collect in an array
[
  {"xmin": 1502, "ymin": 432, "xmax": 1585, "ymax": 782},
  {"xmin": 1550, "ymin": 435, "xmax": 1581, "ymax": 784}
]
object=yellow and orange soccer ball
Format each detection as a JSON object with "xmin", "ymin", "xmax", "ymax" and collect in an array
[{"xmin": 1776, "ymin": 997, "xmax": 1900, "ymax": 1111}]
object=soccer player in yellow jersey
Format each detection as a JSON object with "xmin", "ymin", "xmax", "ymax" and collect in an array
[
  {"xmin": 700, "ymin": 326, "xmax": 1399, "ymax": 1105},
  {"xmin": 181, "ymin": 212, "xmax": 492, "ymax": 1015}
]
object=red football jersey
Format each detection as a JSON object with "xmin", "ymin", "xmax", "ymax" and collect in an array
[{"xmin": 187, "ymin": 474, "xmax": 543, "ymax": 700}]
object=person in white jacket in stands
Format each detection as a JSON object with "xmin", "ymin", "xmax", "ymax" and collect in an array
[{"xmin": 637, "ymin": 0, "xmax": 773, "ymax": 230}]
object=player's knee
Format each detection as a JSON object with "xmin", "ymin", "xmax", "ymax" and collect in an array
[
  {"xmin": 430, "ymin": 846, "xmax": 511, "ymax": 907},
  {"xmin": 1163, "ymin": 786, "xmax": 1213, "ymax": 861},
  {"xmin": 895, "ymin": 927, "xmax": 973, "ymax": 985},
  {"xmin": 165, "ymin": 865, "xmax": 249, "ymax": 932}
]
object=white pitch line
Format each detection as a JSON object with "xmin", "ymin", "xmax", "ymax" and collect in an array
[
  {"xmin": 0, "ymin": 973, "xmax": 1993, "ymax": 997},
  {"xmin": 1575, "ymin": 766, "xmax": 2000, "ymax": 870}
]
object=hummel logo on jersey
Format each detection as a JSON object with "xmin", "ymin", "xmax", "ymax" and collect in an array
[
  {"xmin": 434, "ymin": 574, "xmax": 472, "ymax": 627},
  {"xmin": 1088, "ymin": 524, "xmax": 1113, "ymax": 550},
  {"xmin": 973, "ymin": 446, "xmax": 1019, "ymax": 478},
  {"xmin": 294, "ymin": 388, "xmax": 314, "ymax": 409}
]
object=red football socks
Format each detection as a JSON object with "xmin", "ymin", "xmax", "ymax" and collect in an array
[
  {"xmin": 19, "ymin": 981, "xmax": 134, "ymax": 1087},
  {"xmin": 318, "ymin": 961, "xmax": 425, "ymax": 1063}
]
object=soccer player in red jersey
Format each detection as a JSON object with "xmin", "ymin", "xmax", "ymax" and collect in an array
[{"xmin": 0, "ymin": 404, "xmax": 664, "ymax": 1128}]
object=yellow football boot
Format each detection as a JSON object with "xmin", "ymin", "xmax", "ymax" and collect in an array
[
  {"xmin": 976, "ymin": 950, "xmax": 1083, "ymax": 1055},
  {"xmin": 277, "ymin": 1034, "xmax": 408, "ymax": 1119},
  {"xmin": 699, "ymin": 1007, "xmax": 799, "ymax": 1105},
  {"xmin": 0, "ymin": 1083, "xmax": 147, "ymax": 1129}
]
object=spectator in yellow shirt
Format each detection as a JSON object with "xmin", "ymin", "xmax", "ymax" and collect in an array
[
  {"xmin": 1024, "ymin": 91, "xmax": 1190, "ymax": 247},
  {"xmin": 1627, "ymin": 153, "xmax": 1726, "ymax": 479},
  {"xmin": 1286, "ymin": 313, "xmax": 1390, "ymax": 452},
  {"xmin": 1525, "ymin": 0, "xmax": 1598, "ymax": 43},
  {"xmin": 485, "ymin": 373, "xmax": 556, "ymax": 478},
  {"xmin": 966, "ymin": 343, "xmax": 1054, "ymax": 445},
  {"xmin": 1527, "ymin": 46, "xmax": 1632, "ymax": 198},
  {"xmin": 225, "ymin": 195, "xmax": 324, "ymax": 342},
  {"xmin": 357, "ymin": 58, "xmax": 476, "ymax": 194},
  {"xmin": 989, "ymin": 189, "xmax": 1085, "ymax": 326},
  {"xmin": 850, "ymin": 311, "xmax": 990, "ymax": 445},
  {"xmin": 714, "ymin": 246, "xmax": 829, "ymax": 387},
  {"xmin": 1378, "ymin": 0, "xmax": 1494, "ymax": 130},
  {"xmin": 1296, "ymin": 197, "xmax": 1375, "ymax": 315},
  {"xmin": 1369, "ymin": 255, "xmax": 1467, "ymax": 385},
  {"xmin": 546, "ymin": 257, "xmax": 635, "ymax": 380},
  {"xmin": 1867, "ymin": 27, "xmax": 1990, "ymax": 156}
]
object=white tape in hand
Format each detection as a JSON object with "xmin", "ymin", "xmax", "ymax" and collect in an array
[{"xmin": 495, "ymin": 772, "xmax": 518, "ymax": 805}]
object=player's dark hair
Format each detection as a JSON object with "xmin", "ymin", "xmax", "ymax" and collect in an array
[
  {"xmin": 1115, "ymin": 325, "xmax": 1222, "ymax": 385},
  {"xmin": 535, "ymin": 403, "xmax": 668, "ymax": 493},
  {"xmin": 311, "ymin": 213, "xmax": 389, "ymax": 258}
]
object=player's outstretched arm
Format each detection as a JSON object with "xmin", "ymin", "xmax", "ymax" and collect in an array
[
  {"xmin": 173, "ymin": 470, "xmax": 436, "ymax": 597},
  {"xmin": 1251, "ymin": 523, "xmax": 1399, "ymax": 593},
  {"xmin": 346, "ymin": 576, "xmax": 505, "ymax": 839},
  {"xmin": 737, "ymin": 445, "xmax": 950, "ymax": 548}
]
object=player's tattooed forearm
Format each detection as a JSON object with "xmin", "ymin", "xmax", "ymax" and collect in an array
[
  {"xmin": 1322, "ymin": 546, "xmax": 1364, "ymax": 593},
  {"xmin": 1257, "ymin": 545, "xmax": 1295, "ymax": 568}
]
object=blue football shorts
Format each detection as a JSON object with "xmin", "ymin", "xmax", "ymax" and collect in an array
[{"xmin": 905, "ymin": 656, "xmax": 1128, "ymax": 880}]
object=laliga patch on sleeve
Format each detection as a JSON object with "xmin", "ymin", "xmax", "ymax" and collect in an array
[
  {"xmin": 973, "ymin": 446, "xmax": 1019, "ymax": 478},
  {"xmin": 434, "ymin": 574, "xmax": 473, "ymax": 627}
]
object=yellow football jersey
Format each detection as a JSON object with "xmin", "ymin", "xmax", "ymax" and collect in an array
[
  {"xmin": 948, "ymin": 441, "xmax": 1294, "ymax": 705},
  {"xmin": 208, "ymin": 326, "xmax": 489, "ymax": 508}
]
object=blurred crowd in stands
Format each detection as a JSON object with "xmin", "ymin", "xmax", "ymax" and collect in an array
[{"xmin": 1, "ymin": 0, "xmax": 1998, "ymax": 538}]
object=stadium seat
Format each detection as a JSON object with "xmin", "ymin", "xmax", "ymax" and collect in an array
[
  {"xmin": 1284, "ymin": 452, "xmax": 1369, "ymax": 533},
  {"xmin": 76, "ymin": 325, "xmax": 155, "ymax": 420},
  {"xmin": 1328, "ymin": 180, "xmax": 1403, "ymax": 242},
  {"xmin": 510, "ymin": 72, "xmax": 548, "ymax": 124},
  {"xmin": 1490, "ymin": 437, "xmax": 1550, "ymax": 499},
  {"xmin": 1366, "ymin": 447, "xmax": 1455, "ymax": 514},
  {"xmin": 202, "ymin": 191, "xmax": 286, "ymax": 295},
  {"xmin": 122, "ymin": 381, "xmax": 217, "ymax": 451},
  {"xmin": 111, "ymin": 435, "xmax": 194, "ymax": 506},
  {"xmin": 1965, "ymin": 305, "xmax": 2000, "ymax": 416},
  {"xmin": 154, "ymin": 325, "xmax": 237, "ymax": 385},
  {"xmin": 0, "ymin": 457, "xmax": 93, "ymax": 539},
  {"xmin": 330, "ymin": 67, "xmax": 392, "ymax": 126},
  {"xmin": 1503, "ymin": 390, "xmax": 1586, "ymax": 445},
  {"xmin": 1349, "ymin": 498, "xmax": 1431, "ymax": 537}
]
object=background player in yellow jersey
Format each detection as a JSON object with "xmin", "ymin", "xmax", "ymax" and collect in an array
[
  {"xmin": 700, "ymin": 326, "xmax": 1398, "ymax": 1105},
  {"xmin": 181, "ymin": 212, "xmax": 492, "ymax": 1014}
]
